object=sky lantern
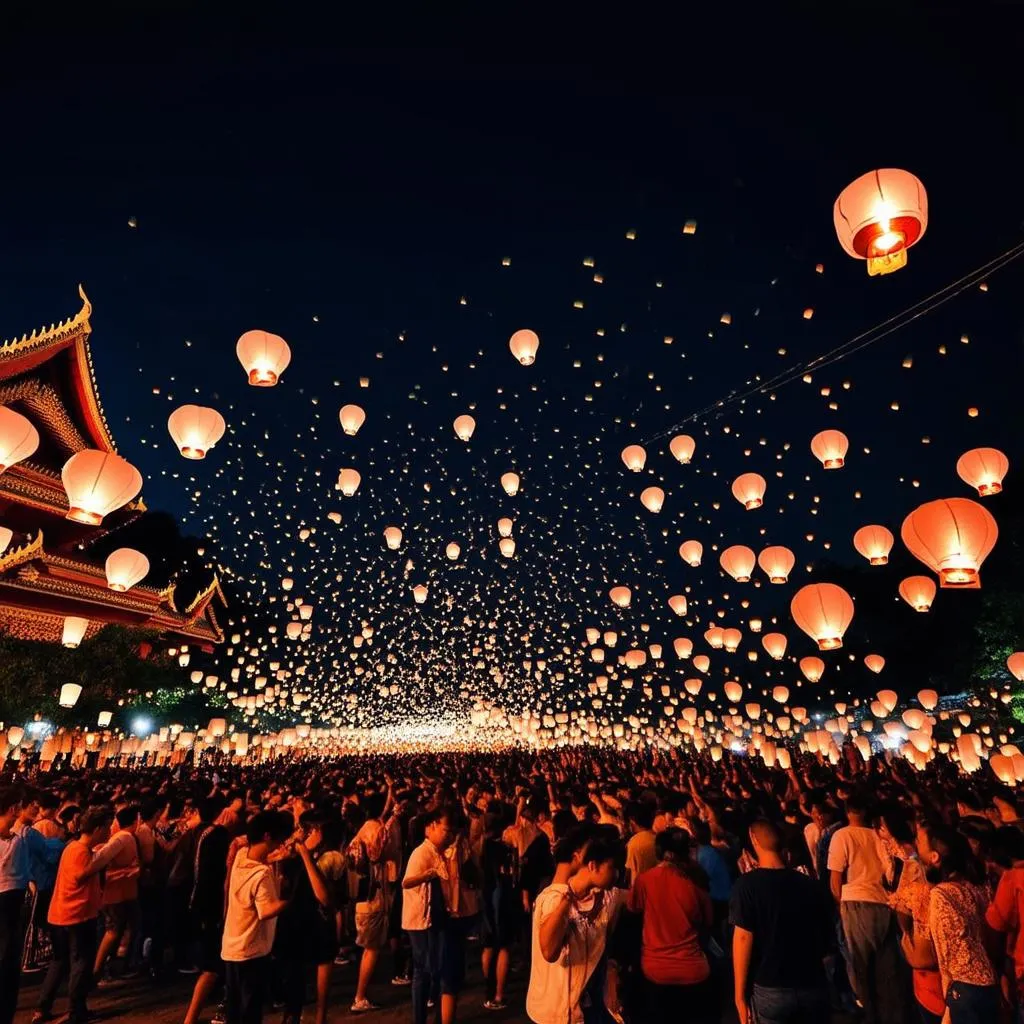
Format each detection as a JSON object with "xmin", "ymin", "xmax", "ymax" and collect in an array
[
  {"xmin": 704, "ymin": 626, "xmax": 725, "ymax": 649},
  {"xmin": 693, "ymin": 654, "xmax": 710, "ymax": 674},
  {"xmin": 640, "ymin": 486, "xmax": 664, "ymax": 512},
  {"xmin": 722, "ymin": 628, "xmax": 742, "ymax": 653},
  {"xmin": 833, "ymin": 169, "xmax": 928, "ymax": 276},
  {"xmin": 509, "ymin": 329, "xmax": 540, "ymax": 366},
  {"xmin": 673, "ymin": 637, "xmax": 693, "ymax": 659},
  {"xmin": 453, "ymin": 414, "xmax": 476, "ymax": 441},
  {"xmin": 339, "ymin": 404, "xmax": 366, "ymax": 436},
  {"xmin": 864, "ymin": 654, "xmax": 886, "ymax": 674},
  {"xmin": 62, "ymin": 615, "xmax": 88, "ymax": 649},
  {"xmin": 499, "ymin": 537, "xmax": 516, "ymax": 557},
  {"xmin": 236, "ymin": 330, "xmax": 291, "ymax": 386},
  {"xmin": 668, "ymin": 594, "xmax": 688, "ymax": 616},
  {"xmin": 684, "ymin": 678, "xmax": 702, "ymax": 696},
  {"xmin": 286, "ymin": 621, "xmax": 302, "ymax": 639},
  {"xmin": 383, "ymin": 526, "xmax": 403, "ymax": 550},
  {"xmin": 337, "ymin": 468, "xmax": 361, "ymax": 496},
  {"xmin": 281, "ymin": 577, "xmax": 294, "ymax": 591},
  {"xmin": 800, "ymin": 656, "xmax": 825, "ymax": 683},
  {"xmin": 679, "ymin": 540, "xmax": 703, "ymax": 566},
  {"xmin": 762, "ymin": 632, "xmax": 787, "ymax": 660},
  {"xmin": 732, "ymin": 472, "xmax": 766, "ymax": 510},
  {"xmin": 497, "ymin": 517, "xmax": 514, "ymax": 538},
  {"xmin": 501, "ymin": 472, "xmax": 520, "ymax": 496},
  {"xmin": 609, "ymin": 586, "xmax": 632, "ymax": 608},
  {"xmin": 901, "ymin": 497, "xmax": 998, "ymax": 589},
  {"xmin": 790, "ymin": 582, "xmax": 854, "ymax": 650},
  {"xmin": 877, "ymin": 689, "xmax": 899, "ymax": 714},
  {"xmin": 670, "ymin": 434, "xmax": 696, "ymax": 464},
  {"xmin": 59, "ymin": 683, "xmax": 83, "ymax": 708},
  {"xmin": 991, "ymin": 755, "xmax": 1016, "ymax": 786},
  {"xmin": 167, "ymin": 404, "xmax": 226, "ymax": 459},
  {"xmin": 810, "ymin": 429, "xmax": 849, "ymax": 469},
  {"xmin": 445, "ymin": 542, "xmax": 461, "ymax": 561},
  {"xmin": 956, "ymin": 447, "xmax": 1009, "ymax": 496},
  {"xmin": 720, "ymin": 545, "xmax": 756, "ymax": 582},
  {"xmin": 757, "ymin": 545, "xmax": 794, "ymax": 583},
  {"xmin": 724, "ymin": 680, "xmax": 743, "ymax": 703},
  {"xmin": 62, "ymin": 450, "xmax": 142, "ymax": 525},
  {"xmin": 621, "ymin": 444, "xmax": 647, "ymax": 471},
  {"xmin": 900, "ymin": 575, "xmax": 936, "ymax": 612},
  {"xmin": 0, "ymin": 405, "xmax": 40, "ymax": 473},
  {"xmin": 853, "ymin": 524, "xmax": 894, "ymax": 565},
  {"xmin": 772, "ymin": 685, "xmax": 790, "ymax": 704},
  {"xmin": 1007, "ymin": 653, "xmax": 1024, "ymax": 683},
  {"xmin": 917, "ymin": 688, "xmax": 939, "ymax": 711},
  {"xmin": 412, "ymin": 584, "xmax": 428, "ymax": 604},
  {"xmin": 624, "ymin": 649, "xmax": 647, "ymax": 669},
  {"xmin": 105, "ymin": 548, "xmax": 150, "ymax": 592}
]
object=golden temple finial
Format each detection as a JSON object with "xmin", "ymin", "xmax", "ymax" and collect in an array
[{"xmin": 0, "ymin": 529, "xmax": 44, "ymax": 574}]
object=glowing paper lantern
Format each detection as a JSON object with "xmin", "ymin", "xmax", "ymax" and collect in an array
[
  {"xmin": 61, "ymin": 616, "xmax": 88, "ymax": 649},
  {"xmin": 670, "ymin": 435, "xmax": 695, "ymax": 464},
  {"xmin": 236, "ymin": 330, "xmax": 291, "ymax": 386},
  {"xmin": 501, "ymin": 472, "xmax": 520, "ymax": 496},
  {"xmin": 757, "ymin": 545, "xmax": 795, "ymax": 584},
  {"xmin": 97, "ymin": 710, "xmax": 113, "ymax": 728},
  {"xmin": 833, "ymin": 169, "xmax": 928, "ymax": 276},
  {"xmin": 991, "ymin": 754, "xmax": 1015, "ymax": 785},
  {"xmin": 693, "ymin": 654, "xmax": 710, "ymax": 673},
  {"xmin": 900, "ymin": 575, "xmax": 936, "ymax": 612},
  {"xmin": 0, "ymin": 405, "xmax": 39, "ymax": 473},
  {"xmin": 104, "ymin": 548, "xmax": 150, "ymax": 592},
  {"xmin": 286, "ymin": 622, "xmax": 302, "ymax": 640},
  {"xmin": 679, "ymin": 540, "xmax": 703, "ymax": 567},
  {"xmin": 58, "ymin": 683, "xmax": 82, "ymax": 709},
  {"xmin": 339, "ymin": 404, "xmax": 366, "ymax": 436},
  {"xmin": 383, "ymin": 526, "xmax": 403, "ymax": 550},
  {"xmin": 668, "ymin": 595, "xmax": 688, "ymax": 617},
  {"xmin": 956, "ymin": 447, "xmax": 1009, "ymax": 497},
  {"xmin": 810, "ymin": 430, "xmax": 849, "ymax": 469},
  {"xmin": 722, "ymin": 628, "xmax": 742, "ymax": 653},
  {"xmin": 446, "ymin": 542, "xmax": 461, "ymax": 561},
  {"xmin": 509, "ymin": 329, "xmax": 539, "ymax": 366},
  {"xmin": 877, "ymin": 689, "xmax": 899, "ymax": 714},
  {"xmin": 673, "ymin": 637, "xmax": 693, "ymax": 659},
  {"xmin": 772, "ymin": 686, "xmax": 790, "ymax": 704},
  {"xmin": 497, "ymin": 517, "xmax": 514, "ymax": 538},
  {"xmin": 704, "ymin": 626, "xmax": 725, "ymax": 650},
  {"xmin": 732, "ymin": 473, "xmax": 766, "ymax": 510},
  {"xmin": 864, "ymin": 654, "xmax": 886, "ymax": 674},
  {"xmin": 621, "ymin": 445, "xmax": 647, "ymax": 472},
  {"xmin": 499, "ymin": 537, "xmax": 516, "ymax": 557},
  {"xmin": 167, "ymin": 405, "xmax": 226, "ymax": 459},
  {"xmin": 917, "ymin": 689, "xmax": 939, "ymax": 711},
  {"xmin": 62, "ymin": 450, "xmax": 142, "ymax": 525},
  {"xmin": 720, "ymin": 545, "xmax": 756, "ymax": 582},
  {"xmin": 724, "ymin": 681, "xmax": 743, "ymax": 703},
  {"xmin": 7, "ymin": 726, "xmax": 24, "ymax": 747},
  {"xmin": 640, "ymin": 487, "xmax": 664, "ymax": 513},
  {"xmin": 684, "ymin": 678, "xmax": 702, "ymax": 696},
  {"xmin": 1007, "ymin": 653, "xmax": 1024, "ymax": 683},
  {"xmin": 851, "ymin": 532, "xmax": 897, "ymax": 577},
  {"xmin": 762, "ymin": 633, "xmax": 787, "ymax": 660},
  {"xmin": 337, "ymin": 468, "xmax": 361, "ymax": 496},
  {"xmin": 413, "ymin": 584, "xmax": 428, "ymax": 604},
  {"xmin": 281, "ymin": 577, "xmax": 294, "ymax": 591},
  {"xmin": 453, "ymin": 415, "xmax": 476, "ymax": 441},
  {"xmin": 790, "ymin": 583, "xmax": 854, "ymax": 650},
  {"xmin": 609, "ymin": 586, "xmax": 632, "ymax": 609},
  {"xmin": 800, "ymin": 656, "xmax": 825, "ymax": 683},
  {"xmin": 207, "ymin": 718, "xmax": 228, "ymax": 738},
  {"xmin": 901, "ymin": 497, "xmax": 998, "ymax": 589}
]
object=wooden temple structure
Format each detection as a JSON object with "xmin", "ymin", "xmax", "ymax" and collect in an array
[{"xmin": 0, "ymin": 286, "xmax": 224, "ymax": 648}]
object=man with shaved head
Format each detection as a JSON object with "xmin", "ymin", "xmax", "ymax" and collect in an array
[{"xmin": 730, "ymin": 819, "xmax": 833, "ymax": 1024}]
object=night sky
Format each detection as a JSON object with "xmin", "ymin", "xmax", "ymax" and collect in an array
[{"xmin": 3, "ymin": 11, "xmax": 1023, "ymax": 731}]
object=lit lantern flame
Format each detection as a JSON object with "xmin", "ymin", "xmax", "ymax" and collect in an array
[
  {"xmin": 509, "ymin": 329, "xmax": 540, "ymax": 366},
  {"xmin": 1007, "ymin": 653, "xmax": 1024, "ymax": 683},
  {"xmin": 383, "ymin": 526, "xmax": 403, "ymax": 550},
  {"xmin": 704, "ymin": 626, "xmax": 725, "ymax": 649},
  {"xmin": 669, "ymin": 434, "xmax": 696, "ymax": 464},
  {"xmin": 790, "ymin": 582, "xmax": 854, "ymax": 650},
  {"xmin": 673, "ymin": 637, "xmax": 693, "ymax": 659},
  {"xmin": 800, "ymin": 656, "xmax": 825, "ymax": 682},
  {"xmin": 899, "ymin": 575, "xmax": 936, "ymax": 612},
  {"xmin": 762, "ymin": 632, "xmax": 787, "ymax": 660},
  {"xmin": 236, "ymin": 330, "xmax": 291, "ymax": 386},
  {"xmin": 609, "ymin": 586, "xmax": 632, "ymax": 608},
  {"xmin": 62, "ymin": 450, "xmax": 143, "ymax": 525},
  {"xmin": 337, "ymin": 468, "xmax": 361, "ymax": 496},
  {"xmin": 679, "ymin": 540, "xmax": 703, "ymax": 566},
  {"xmin": 413, "ymin": 584, "xmax": 428, "ymax": 604},
  {"xmin": 757, "ymin": 545, "xmax": 795, "ymax": 583},
  {"xmin": 732, "ymin": 472, "xmax": 766, "ymax": 510},
  {"xmin": 0, "ymin": 405, "xmax": 40, "ymax": 474},
  {"xmin": 901, "ymin": 497, "xmax": 998, "ymax": 589},
  {"xmin": 453, "ymin": 415, "xmax": 476, "ymax": 441},
  {"xmin": 497, "ymin": 517, "xmax": 514, "ymax": 538},
  {"xmin": 640, "ymin": 486, "xmax": 664, "ymax": 512},
  {"xmin": 621, "ymin": 445, "xmax": 647, "ymax": 471},
  {"xmin": 668, "ymin": 594, "xmax": 688, "ymax": 616},
  {"xmin": 956, "ymin": 447, "xmax": 1009, "ymax": 497},
  {"xmin": 104, "ymin": 548, "xmax": 150, "ymax": 592},
  {"xmin": 167, "ymin": 404, "xmax": 226, "ymax": 459},
  {"xmin": 810, "ymin": 429, "xmax": 849, "ymax": 469},
  {"xmin": 501, "ymin": 472, "xmax": 520, "ymax": 496},
  {"xmin": 62, "ymin": 615, "xmax": 88, "ymax": 649},
  {"xmin": 853, "ymin": 524, "xmax": 894, "ymax": 565},
  {"xmin": 339, "ymin": 404, "xmax": 366, "ymax": 436},
  {"xmin": 720, "ymin": 545, "xmax": 756, "ymax": 582},
  {"xmin": 59, "ymin": 683, "xmax": 83, "ymax": 708},
  {"xmin": 446, "ymin": 542, "xmax": 461, "ymax": 561}
]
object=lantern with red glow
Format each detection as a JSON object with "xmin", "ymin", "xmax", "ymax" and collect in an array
[
  {"xmin": 790, "ymin": 583, "xmax": 854, "ymax": 650},
  {"xmin": 732, "ymin": 473, "xmax": 766, "ymax": 510},
  {"xmin": 758, "ymin": 545, "xmax": 795, "ymax": 583},
  {"xmin": 668, "ymin": 595, "xmax": 688, "ymax": 617},
  {"xmin": 900, "ymin": 575, "xmax": 936, "ymax": 612},
  {"xmin": 0, "ymin": 405, "xmax": 39, "ymax": 474},
  {"xmin": 800, "ymin": 656, "xmax": 825, "ymax": 683},
  {"xmin": 901, "ymin": 497, "xmax": 998, "ymax": 589},
  {"xmin": 679, "ymin": 540, "xmax": 703, "ymax": 567},
  {"xmin": 673, "ymin": 637, "xmax": 693, "ymax": 659},
  {"xmin": 853, "ymin": 525, "xmax": 894, "ymax": 565},
  {"xmin": 1008, "ymin": 653, "xmax": 1024, "ymax": 683},
  {"xmin": 669, "ymin": 434, "xmax": 695, "ymax": 464},
  {"xmin": 609, "ymin": 586, "xmax": 631, "ymax": 608},
  {"xmin": 864, "ymin": 654, "xmax": 885, "ymax": 674},
  {"xmin": 62, "ymin": 450, "xmax": 142, "ymax": 525},
  {"xmin": 720, "ymin": 545, "xmax": 756, "ymax": 582},
  {"xmin": 236, "ymin": 330, "xmax": 291, "ymax": 386},
  {"xmin": 810, "ymin": 429, "xmax": 849, "ymax": 469},
  {"xmin": 704, "ymin": 626, "xmax": 725, "ymax": 650},
  {"xmin": 167, "ymin": 405, "xmax": 226, "ymax": 459},
  {"xmin": 956, "ymin": 448, "xmax": 1008, "ymax": 497},
  {"xmin": 722, "ymin": 628, "xmax": 741, "ymax": 653},
  {"xmin": 762, "ymin": 632, "xmax": 787, "ymax": 660}
]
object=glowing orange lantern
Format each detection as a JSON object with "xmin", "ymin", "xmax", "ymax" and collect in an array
[
  {"xmin": 453, "ymin": 415, "xmax": 476, "ymax": 441},
  {"xmin": 854, "ymin": 525, "xmax": 894, "ymax": 565},
  {"xmin": 900, "ymin": 575, "xmax": 936, "ymax": 612},
  {"xmin": 499, "ymin": 537, "xmax": 516, "ymax": 557},
  {"xmin": 509, "ymin": 329, "xmax": 540, "ymax": 366},
  {"xmin": 640, "ymin": 486, "xmax": 664, "ymax": 512},
  {"xmin": 62, "ymin": 450, "xmax": 142, "ymax": 525},
  {"xmin": 917, "ymin": 688, "xmax": 939, "ymax": 711},
  {"xmin": 956, "ymin": 447, "xmax": 1008, "ymax": 497},
  {"xmin": 413, "ymin": 584, "xmax": 428, "ymax": 604},
  {"xmin": 679, "ymin": 540, "xmax": 703, "ymax": 566},
  {"xmin": 62, "ymin": 615, "xmax": 88, "ymax": 648},
  {"xmin": 621, "ymin": 445, "xmax": 647, "ymax": 472},
  {"xmin": 236, "ymin": 330, "xmax": 291, "ymax": 386},
  {"xmin": 0, "ymin": 405, "xmax": 39, "ymax": 473},
  {"xmin": 668, "ymin": 595, "xmax": 688, "ymax": 616},
  {"xmin": 673, "ymin": 637, "xmax": 693, "ymax": 659},
  {"xmin": 609, "ymin": 586, "xmax": 631, "ymax": 608},
  {"xmin": 105, "ymin": 548, "xmax": 150, "ymax": 592},
  {"xmin": 864, "ymin": 654, "xmax": 885, "ymax": 674},
  {"xmin": 446, "ymin": 542, "xmax": 461, "ymax": 561},
  {"xmin": 762, "ymin": 632, "xmax": 787, "ymax": 660},
  {"xmin": 167, "ymin": 404, "xmax": 226, "ymax": 459},
  {"xmin": 724, "ymin": 681, "xmax": 743, "ymax": 703},
  {"xmin": 810, "ymin": 429, "xmax": 849, "ymax": 469},
  {"xmin": 337, "ymin": 468, "xmax": 361, "ymax": 496},
  {"xmin": 693, "ymin": 654, "xmax": 710, "ymax": 673},
  {"xmin": 1007, "ymin": 653, "xmax": 1024, "ymax": 683},
  {"xmin": 501, "ymin": 472, "xmax": 520, "ymax": 496},
  {"xmin": 684, "ymin": 678, "xmax": 702, "ymax": 696},
  {"xmin": 339, "ymin": 404, "xmax": 366, "ymax": 436},
  {"xmin": 704, "ymin": 626, "xmax": 725, "ymax": 650},
  {"xmin": 901, "ymin": 497, "xmax": 998, "ymax": 589},
  {"xmin": 758, "ymin": 545, "xmax": 795, "ymax": 583},
  {"xmin": 383, "ymin": 526, "xmax": 403, "ymax": 550},
  {"xmin": 670, "ymin": 434, "xmax": 696, "ymax": 464},
  {"xmin": 877, "ymin": 689, "xmax": 898, "ymax": 714},
  {"xmin": 800, "ymin": 656, "xmax": 825, "ymax": 683},
  {"xmin": 720, "ymin": 545, "xmax": 756, "ymax": 582},
  {"xmin": 732, "ymin": 472, "xmax": 766, "ymax": 510},
  {"xmin": 497, "ymin": 517, "xmax": 514, "ymax": 538},
  {"xmin": 722, "ymin": 628, "xmax": 741, "ymax": 653},
  {"xmin": 772, "ymin": 686, "xmax": 790, "ymax": 704},
  {"xmin": 791, "ymin": 582, "xmax": 854, "ymax": 650},
  {"xmin": 833, "ymin": 169, "xmax": 928, "ymax": 276}
]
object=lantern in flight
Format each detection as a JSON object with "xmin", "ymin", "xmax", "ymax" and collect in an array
[
  {"xmin": 684, "ymin": 678, "xmax": 702, "ymax": 696},
  {"xmin": 917, "ymin": 689, "xmax": 939, "ymax": 711},
  {"xmin": 772, "ymin": 686, "xmax": 790, "ymax": 704},
  {"xmin": 757, "ymin": 545, "xmax": 794, "ymax": 584},
  {"xmin": 337, "ymin": 468, "xmax": 361, "ymax": 496},
  {"xmin": 0, "ymin": 526, "xmax": 11, "ymax": 555},
  {"xmin": 722, "ymin": 628, "xmax": 742, "ymax": 653},
  {"xmin": 104, "ymin": 548, "xmax": 149, "ymax": 592},
  {"xmin": 0, "ymin": 405, "xmax": 39, "ymax": 474},
  {"xmin": 413, "ymin": 584, "xmax": 428, "ymax": 604},
  {"xmin": 791, "ymin": 583, "xmax": 854, "ymax": 650},
  {"xmin": 236, "ymin": 330, "xmax": 291, "ymax": 386},
  {"xmin": 1007, "ymin": 653, "xmax": 1024, "ymax": 683},
  {"xmin": 509, "ymin": 329, "xmax": 540, "ymax": 366},
  {"xmin": 339, "ymin": 405, "xmax": 366, "ymax": 436},
  {"xmin": 732, "ymin": 473, "xmax": 766, "ymax": 510},
  {"xmin": 800, "ymin": 656, "xmax": 825, "ymax": 683},
  {"xmin": 497, "ymin": 517, "xmax": 514, "ymax": 538},
  {"xmin": 59, "ymin": 683, "xmax": 83, "ymax": 708},
  {"xmin": 668, "ymin": 595, "xmax": 688, "ymax": 616},
  {"xmin": 901, "ymin": 497, "xmax": 998, "ymax": 589},
  {"xmin": 900, "ymin": 575, "xmax": 936, "ymax": 612},
  {"xmin": 956, "ymin": 448, "xmax": 1008, "ymax": 497},
  {"xmin": 833, "ymin": 169, "xmax": 928, "ymax": 276},
  {"xmin": 62, "ymin": 616, "xmax": 88, "ymax": 649},
  {"xmin": 383, "ymin": 526, "xmax": 403, "ymax": 550},
  {"xmin": 693, "ymin": 654, "xmax": 710, "ymax": 673},
  {"xmin": 62, "ymin": 450, "xmax": 142, "ymax": 525},
  {"xmin": 670, "ymin": 434, "xmax": 696, "ymax": 464},
  {"xmin": 499, "ymin": 537, "xmax": 516, "ymax": 557},
  {"xmin": 864, "ymin": 654, "xmax": 885, "ymax": 674},
  {"xmin": 501, "ymin": 472, "xmax": 520, "ymax": 496},
  {"xmin": 877, "ymin": 690, "xmax": 899, "ymax": 714},
  {"xmin": 854, "ymin": 525, "xmax": 894, "ymax": 565},
  {"xmin": 621, "ymin": 445, "xmax": 646, "ymax": 472},
  {"xmin": 167, "ymin": 404, "xmax": 226, "ymax": 459},
  {"xmin": 724, "ymin": 681, "xmax": 743, "ymax": 703},
  {"xmin": 453, "ymin": 415, "xmax": 476, "ymax": 441},
  {"xmin": 810, "ymin": 429, "xmax": 849, "ymax": 469},
  {"xmin": 640, "ymin": 487, "xmax": 664, "ymax": 512},
  {"xmin": 679, "ymin": 540, "xmax": 703, "ymax": 567},
  {"xmin": 446, "ymin": 542, "xmax": 461, "ymax": 561},
  {"xmin": 673, "ymin": 637, "xmax": 693, "ymax": 659},
  {"xmin": 609, "ymin": 586, "xmax": 632, "ymax": 608},
  {"xmin": 705, "ymin": 626, "xmax": 725, "ymax": 650},
  {"xmin": 720, "ymin": 545, "xmax": 756, "ymax": 582},
  {"xmin": 762, "ymin": 632, "xmax": 787, "ymax": 660}
]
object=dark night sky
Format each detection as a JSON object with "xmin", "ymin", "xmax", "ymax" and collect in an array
[{"xmin": 2, "ymin": 9, "xmax": 1023, "ymax": 725}]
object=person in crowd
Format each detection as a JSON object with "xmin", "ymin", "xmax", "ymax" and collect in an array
[
  {"xmin": 94, "ymin": 803, "xmax": 143, "ymax": 982},
  {"xmin": 438, "ymin": 810, "xmax": 480, "ymax": 1021},
  {"xmin": 623, "ymin": 802, "xmax": 657, "ymax": 885},
  {"xmin": 986, "ymin": 824, "xmax": 1024, "ymax": 1021},
  {"xmin": 479, "ymin": 809, "xmax": 518, "ymax": 1010},
  {"xmin": 731, "ymin": 819, "xmax": 832, "ymax": 1024},
  {"xmin": 526, "ymin": 832, "xmax": 625, "ymax": 1024},
  {"xmin": 918, "ymin": 821, "xmax": 1000, "ymax": 1023},
  {"xmin": 627, "ymin": 826, "xmax": 714, "ymax": 1023},
  {"xmin": 216, "ymin": 790, "xmax": 247, "ymax": 837},
  {"xmin": 1, "ymin": 786, "xmax": 33, "ymax": 1024},
  {"xmin": 688, "ymin": 817, "xmax": 732, "ymax": 934}
]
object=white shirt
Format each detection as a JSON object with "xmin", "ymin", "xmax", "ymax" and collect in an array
[
  {"xmin": 401, "ymin": 839, "xmax": 447, "ymax": 931},
  {"xmin": 526, "ymin": 883, "xmax": 624, "ymax": 1024},
  {"xmin": 826, "ymin": 825, "xmax": 890, "ymax": 904},
  {"xmin": 221, "ymin": 852, "xmax": 279, "ymax": 961}
]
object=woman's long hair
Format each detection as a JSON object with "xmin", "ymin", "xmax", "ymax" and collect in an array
[{"xmin": 921, "ymin": 821, "xmax": 986, "ymax": 885}]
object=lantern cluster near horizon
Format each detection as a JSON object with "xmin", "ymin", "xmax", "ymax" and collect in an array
[{"xmin": 1, "ymin": 167, "xmax": 1022, "ymax": 777}]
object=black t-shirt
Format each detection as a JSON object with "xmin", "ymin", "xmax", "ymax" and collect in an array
[{"xmin": 729, "ymin": 868, "xmax": 832, "ymax": 989}]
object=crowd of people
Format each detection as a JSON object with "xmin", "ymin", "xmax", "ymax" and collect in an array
[{"xmin": 2, "ymin": 744, "xmax": 1023, "ymax": 1024}]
